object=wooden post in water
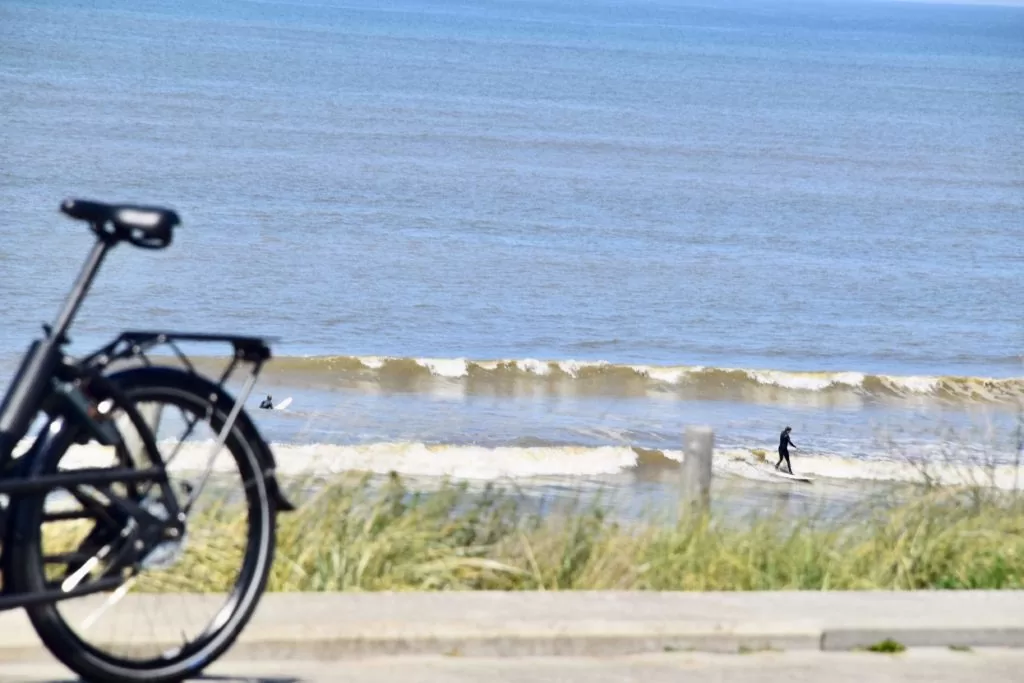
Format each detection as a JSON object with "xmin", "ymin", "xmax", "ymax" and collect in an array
[{"xmin": 681, "ymin": 425, "xmax": 714, "ymax": 513}]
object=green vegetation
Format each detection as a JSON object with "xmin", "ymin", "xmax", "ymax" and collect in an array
[
  {"xmin": 863, "ymin": 638, "xmax": 906, "ymax": 653},
  {"xmin": 256, "ymin": 473, "xmax": 1024, "ymax": 592},
  {"xmin": 39, "ymin": 471, "xmax": 1024, "ymax": 593}
]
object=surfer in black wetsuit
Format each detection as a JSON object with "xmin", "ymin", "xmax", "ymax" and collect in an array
[
  {"xmin": 259, "ymin": 394, "xmax": 273, "ymax": 410},
  {"xmin": 775, "ymin": 426, "xmax": 797, "ymax": 474}
]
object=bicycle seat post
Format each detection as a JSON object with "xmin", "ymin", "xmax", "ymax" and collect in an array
[
  {"xmin": 50, "ymin": 228, "xmax": 113, "ymax": 344},
  {"xmin": 50, "ymin": 199, "xmax": 179, "ymax": 342}
]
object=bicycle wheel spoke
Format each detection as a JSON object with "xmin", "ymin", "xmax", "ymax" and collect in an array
[
  {"xmin": 79, "ymin": 576, "xmax": 137, "ymax": 632},
  {"xmin": 162, "ymin": 411, "xmax": 203, "ymax": 469}
]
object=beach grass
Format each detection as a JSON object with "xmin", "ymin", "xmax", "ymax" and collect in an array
[
  {"xmin": 35, "ymin": 470, "xmax": 1024, "ymax": 593},
  {"xmin": 254, "ymin": 472, "xmax": 1024, "ymax": 592}
]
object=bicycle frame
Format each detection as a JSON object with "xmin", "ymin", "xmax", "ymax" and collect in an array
[
  {"xmin": 0, "ymin": 239, "xmax": 109, "ymax": 466},
  {"xmin": 0, "ymin": 222, "xmax": 291, "ymax": 613}
]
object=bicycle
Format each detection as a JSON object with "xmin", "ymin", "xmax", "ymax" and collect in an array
[{"xmin": 0, "ymin": 199, "xmax": 295, "ymax": 682}]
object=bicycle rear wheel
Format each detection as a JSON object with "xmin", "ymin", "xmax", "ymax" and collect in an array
[{"xmin": 9, "ymin": 366, "xmax": 277, "ymax": 683}]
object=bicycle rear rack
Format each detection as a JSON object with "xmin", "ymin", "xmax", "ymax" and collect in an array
[
  {"xmin": 79, "ymin": 330, "xmax": 273, "ymax": 381},
  {"xmin": 84, "ymin": 328, "xmax": 294, "ymax": 500}
]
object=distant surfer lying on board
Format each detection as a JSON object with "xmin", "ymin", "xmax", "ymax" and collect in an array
[
  {"xmin": 259, "ymin": 394, "xmax": 273, "ymax": 410},
  {"xmin": 775, "ymin": 426, "xmax": 798, "ymax": 475}
]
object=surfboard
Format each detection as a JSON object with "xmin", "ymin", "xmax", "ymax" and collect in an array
[
  {"xmin": 767, "ymin": 468, "xmax": 813, "ymax": 483},
  {"xmin": 273, "ymin": 397, "xmax": 293, "ymax": 411}
]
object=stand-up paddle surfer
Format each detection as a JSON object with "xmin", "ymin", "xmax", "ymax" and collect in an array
[{"xmin": 775, "ymin": 426, "xmax": 798, "ymax": 475}]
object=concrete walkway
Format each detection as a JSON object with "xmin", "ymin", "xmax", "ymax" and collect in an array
[
  {"xmin": 2, "ymin": 590, "xmax": 1023, "ymax": 663},
  {"xmin": 6, "ymin": 650, "xmax": 1024, "ymax": 683}
]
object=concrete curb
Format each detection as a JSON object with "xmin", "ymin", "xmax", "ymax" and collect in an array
[
  {"xmin": 5, "ymin": 624, "xmax": 1024, "ymax": 662},
  {"xmin": 221, "ymin": 632, "xmax": 820, "ymax": 660},
  {"xmin": 219, "ymin": 621, "xmax": 825, "ymax": 660},
  {"xmin": 822, "ymin": 626, "xmax": 1024, "ymax": 651},
  {"xmin": 0, "ymin": 623, "xmax": 824, "ymax": 662}
]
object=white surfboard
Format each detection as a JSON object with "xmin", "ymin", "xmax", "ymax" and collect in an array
[
  {"xmin": 767, "ymin": 468, "xmax": 813, "ymax": 483},
  {"xmin": 273, "ymin": 397, "xmax": 293, "ymax": 411}
]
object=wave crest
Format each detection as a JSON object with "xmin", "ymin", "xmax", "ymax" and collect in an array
[{"xmin": 263, "ymin": 355, "xmax": 1023, "ymax": 404}]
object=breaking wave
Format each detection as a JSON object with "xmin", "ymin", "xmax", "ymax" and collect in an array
[
  {"xmin": 58, "ymin": 440, "xmax": 1024, "ymax": 491},
  {"xmin": 257, "ymin": 354, "xmax": 1024, "ymax": 404}
]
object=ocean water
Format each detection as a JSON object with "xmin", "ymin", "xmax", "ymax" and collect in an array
[{"xmin": 1, "ymin": 0, "xmax": 1022, "ymax": 495}]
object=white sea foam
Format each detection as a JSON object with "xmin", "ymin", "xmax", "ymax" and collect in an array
[
  {"xmin": 631, "ymin": 365, "xmax": 690, "ymax": 383},
  {"xmin": 725, "ymin": 448, "xmax": 1022, "ymax": 490},
  {"xmin": 58, "ymin": 441, "xmax": 640, "ymax": 480},
  {"xmin": 516, "ymin": 358, "xmax": 552, "ymax": 375},
  {"xmin": 556, "ymin": 360, "xmax": 609, "ymax": 377},
  {"xmin": 832, "ymin": 372, "xmax": 868, "ymax": 386},
  {"xmin": 883, "ymin": 375, "xmax": 940, "ymax": 393},
  {"xmin": 50, "ymin": 440, "xmax": 1024, "ymax": 491},
  {"xmin": 748, "ymin": 370, "xmax": 866, "ymax": 391},
  {"xmin": 415, "ymin": 357, "xmax": 469, "ymax": 378}
]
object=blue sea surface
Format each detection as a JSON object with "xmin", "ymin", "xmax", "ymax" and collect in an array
[{"xmin": 1, "ymin": 0, "xmax": 1022, "ymax": 480}]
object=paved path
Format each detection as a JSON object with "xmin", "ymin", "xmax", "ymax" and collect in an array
[
  {"xmin": 6, "ymin": 590, "xmax": 1023, "ymax": 661},
  {"xmin": 2, "ymin": 591, "xmax": 1023, "ymax": 680},
  {"xmin": 4, "ymin": 650, "xmax": 1024, "ymax": 683}
]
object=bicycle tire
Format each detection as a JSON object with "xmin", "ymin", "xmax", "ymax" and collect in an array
[{"xmin": 9, "ymin": 366, "xmax": 277, "ymax": 683}]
